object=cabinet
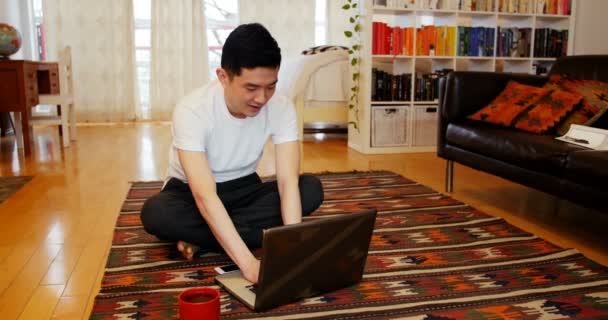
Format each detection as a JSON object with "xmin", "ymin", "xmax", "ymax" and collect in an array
[
  {"xmin": 347, "ymin": 0, "xmax": 576, "ymax": 154},
  {"xmin": 0, "ymin": 60, "xmax": 60, "ymax": 156}
]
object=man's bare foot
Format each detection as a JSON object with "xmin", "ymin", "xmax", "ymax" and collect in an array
[{"xmin": 177, "ymin": 241, "xmax": 200, "ymax": 260}]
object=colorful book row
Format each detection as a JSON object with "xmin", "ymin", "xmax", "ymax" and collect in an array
[
  {"xmin": 372, "ymin": 22, "xmax": 415, "ymax": 55},
  {"xmin": 457, "ymin": 26, "xmax": 495, "ymax": 57},
  {"xmin": 372, "ymin": 22, "xmax": 457, "ymax": 56},
  {"xmin": 374, "ymin": 24, "xmax": 567, "ymax": 58}
]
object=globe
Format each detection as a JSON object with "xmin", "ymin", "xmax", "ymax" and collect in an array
[{"xmin": 0, "ymin": 23, "xmax": 22, "ymax": 58}]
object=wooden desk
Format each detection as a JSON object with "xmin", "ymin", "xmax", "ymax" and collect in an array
[{"xmin": 0, "ymin": 60, "xmax": 59, "ymax": 156}]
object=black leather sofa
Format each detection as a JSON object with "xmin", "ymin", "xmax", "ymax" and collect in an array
[{"xmin": 437, "ymin": 55, "xmax": 608, "ymax": 212}]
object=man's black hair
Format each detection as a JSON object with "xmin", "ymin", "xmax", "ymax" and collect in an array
[{"xmin": 221, "ymin": 23, "xmax": 281, "ymax": 77}]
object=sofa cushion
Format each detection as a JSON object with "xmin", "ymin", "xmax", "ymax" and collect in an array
[
  {"xmin": 446, "ymin": 119, "xmax": 584, "ymax": 174},
  {"xmin": 468, "ymin": 81, "xmax": 549, "ymax": 127},
  {"xmin": 546, "ymin": 75, "xmax": 608, "ymax": 135},
  {"xmin": 564, "ymin": 78, "xmax": 608, "ymax": 124},
  {"xmin": 513, "ymin": 89, "xmax": 583, "ymax": 134},
  {"xmin": 564, "ymin": 150, "xmax": 608, "ymax": 189}
]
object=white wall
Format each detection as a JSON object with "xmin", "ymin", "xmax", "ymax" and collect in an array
[
  {"xmin": 574, "ymin": 0, "xmax": 608, "ymax": 54},
  {"xmin": 327, "ymin": 1, "xmax": 351, "ymax": 46},
  {"xmin": 0, "ymin": 0, "xmax": 36, "ymax": 60}
]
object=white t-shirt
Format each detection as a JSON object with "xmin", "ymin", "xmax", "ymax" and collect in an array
[{"xmin": 167, "ymin": 81, "xmax": 298, "ymax": 183}]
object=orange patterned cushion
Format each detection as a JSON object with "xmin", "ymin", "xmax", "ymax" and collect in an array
[
  {"xmin": 469, "ymin": 81, "xmax": 549, "ymax": 127},
  {"xmin": 513, "ymin": 89, "xmax": 583, "ymax": 134},
  {"xmin": 545, "ymin": 74, "xmax": 608, "ymax": 135}
]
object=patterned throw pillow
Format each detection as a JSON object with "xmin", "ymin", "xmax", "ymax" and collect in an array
[
  {"xmin": 468, "ymin": 81, "xmax": 549, "ymax": 127},
  {"xmin": 513, "ymin": 89, "xmax": 583, "ymax": 134},
  {"xmin": 545, "ymin": 74, "xmax": 608, "ymax": 135}
]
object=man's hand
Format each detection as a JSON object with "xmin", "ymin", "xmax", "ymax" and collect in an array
[
  {"xmin": 178, "ymin": 149, "xmax": 259, "ymax": 282},
  {"xmin": 241, "ymin": 256, "xmax": 261, "ymax": 284}
]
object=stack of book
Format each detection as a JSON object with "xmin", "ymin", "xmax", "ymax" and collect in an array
[
  {"xmin": 414, "ymin": 69, "xmax": 453, "ymax": 102},
  {"xmin": 457, "ymin": 27, "xmax": 495, "ymax": 57},
  {"xmin": 534, "ymin": 28, "xmax": 568, "ymax": 57},
  {"xmin": 416, "ymin": 25, "xmax": 457, "ymax": 56},
  {"xmin": 372, "ymin": 22, "xmax": 415, "ymax": 55},
  {"xmin": 497, "ymin": 0, "xmax": 534, "ymax": 13},
  {"xmin": 371, "ymin": 69, "xmax": 412, "ymax": 102},
  {"xmin": 497, "ymin": 27, "xmax": 532, "ymax": 57},
  {"xmin": 537, "ymin": 0, "xmax": 571, "ymax": 15},
  {"xmin": 459, "ymin": 0, "xmax": 495, "ymax": 11}
]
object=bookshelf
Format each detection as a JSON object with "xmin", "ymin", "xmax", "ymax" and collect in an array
[{"xmin": 347, "ymin": 0, "xmax": 576, "ymax": 154}]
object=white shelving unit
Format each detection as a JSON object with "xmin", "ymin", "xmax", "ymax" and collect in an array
[{"xmin": 347, "ymin": 0, "xmax": 576, "ymax": 154}]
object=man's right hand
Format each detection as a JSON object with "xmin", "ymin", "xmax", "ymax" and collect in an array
[
  {"xmin": 241, "ymin": 257, "xmax": 260, "ymax": 284},
  {"xmin": 178, "ymin": 149, "xmax": 261, "ymax": 285}
]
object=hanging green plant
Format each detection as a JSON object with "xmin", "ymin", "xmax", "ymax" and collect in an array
[{"xmin": 343, "ymin": 0, "xmax": 361, "ymax": 132}]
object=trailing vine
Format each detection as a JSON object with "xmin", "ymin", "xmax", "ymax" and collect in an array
[{"xmin": 343, "ymin": 0, "xmax": 362, "ymax": 132}]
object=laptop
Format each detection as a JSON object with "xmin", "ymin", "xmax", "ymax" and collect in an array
[{"xmin": 215, "ymin": 210, "xmax": 377, "ymax": 311}]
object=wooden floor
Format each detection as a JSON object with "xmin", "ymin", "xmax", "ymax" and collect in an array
[{"xmin": 0, "ymin": 123, "xmax": 606, "ymax": 319}]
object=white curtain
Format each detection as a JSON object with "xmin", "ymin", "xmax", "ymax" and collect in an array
[
  {"xmin": 43, "ymin": 0, "xmax": 138, "ymax": 122},
  {"xmin": 238, "ymin": 0, "xmax": 316, "ymax": 58},
  {"xmin": 149, "ymin": 0, "xmax": 209, "ymax": 121}
]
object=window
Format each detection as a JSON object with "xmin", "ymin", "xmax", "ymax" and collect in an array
[
  {"xmin": 205, "ymin": 0, "xmax": 238, "ymax": 80},
  {"xmin": 130, "ymin": 0, "xmax": 327, "ymax": 118},
  {"xmin": 315, "ymin": 0, "xmax": 327, "ymax": 46},
  {"xmin": 132, "ymin": 0, "xmax": 237, "ymax": 118},
  {"xmin": 32, "ymin": 0, "xmax": 45, "ymax": 60},
  {"xmin": 32, "ymin": 0, "xmax": 49, "ymax": 113}
]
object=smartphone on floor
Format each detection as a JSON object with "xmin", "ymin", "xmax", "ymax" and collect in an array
[{"xmin": 214, "ymin": 263, "xmax": 240, "ymax": 274}]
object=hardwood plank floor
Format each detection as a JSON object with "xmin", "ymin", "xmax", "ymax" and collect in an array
[
  {"xmin": 17, "ymin": 284, "xmax": 64, "ymax": 320},
  {"xmin": 0, "ymin": 123, "xmax": 606, "ymax": 319}
]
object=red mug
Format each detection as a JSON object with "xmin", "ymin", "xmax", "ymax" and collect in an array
[{"xmin": 178, "ymin": 287, "xmax": 220, "ymax": 320}]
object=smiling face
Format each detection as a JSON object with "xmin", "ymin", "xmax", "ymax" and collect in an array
[{"xmin": 216, "ymin": 66, "xmax": 279, "ymax": 119}]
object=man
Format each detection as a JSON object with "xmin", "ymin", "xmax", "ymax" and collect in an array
[{"xmin": 140, "ymin": 23, "xmax": 324, "ymax": 284}]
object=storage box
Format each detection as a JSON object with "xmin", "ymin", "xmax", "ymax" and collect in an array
[
  {"xmin": 412, "ymin": 105, "xmax": 438, "ymax": 146},
  {"xmin": 371, "ymin": 106, "xmax": 410, "ymax": 147}
]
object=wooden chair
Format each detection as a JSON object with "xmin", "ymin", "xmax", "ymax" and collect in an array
[{"xmin": 29, "ymin": 46, "xmax": 76, "ymax": 147}]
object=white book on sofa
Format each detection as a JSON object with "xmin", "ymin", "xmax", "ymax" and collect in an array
[{"xmin": 556, "ymin": 124, "xmax": 608, "ymax": 150}]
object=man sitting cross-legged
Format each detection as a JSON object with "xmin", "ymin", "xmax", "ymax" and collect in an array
[{"xmin": 140, "ymin": 23, "xmax": 324, "ymax": 284}]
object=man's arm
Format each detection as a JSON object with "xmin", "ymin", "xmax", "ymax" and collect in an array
[
  {"xmin": 178, "ymin": 149, "xmax": 260, "ymax": 283},
  {"xmin": 274, "ymin": 141, "xmax": 302, "ymax": 225}
]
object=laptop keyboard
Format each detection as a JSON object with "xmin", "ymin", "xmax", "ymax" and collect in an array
[{"xmin": 246, "ymin": 284, "xmax": 258, "ymax": 294}]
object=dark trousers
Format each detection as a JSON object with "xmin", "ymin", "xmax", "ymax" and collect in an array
[{"xmin": 140, "ymin": 173, "xmax": 324, "ymax": 252}]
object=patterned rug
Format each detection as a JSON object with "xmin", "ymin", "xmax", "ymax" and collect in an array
[
  {"xmin": 0, "ymin": 176, "xmax": 32, "ymax": 204},
  {"xmin": 90, "ymin": 171, "xmax": 608, "ymax": 319}
]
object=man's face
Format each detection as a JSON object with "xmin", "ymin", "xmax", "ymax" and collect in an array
[{"xmin": 217, "ymin": 66, "xmax": 279, "ymax": 119}]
